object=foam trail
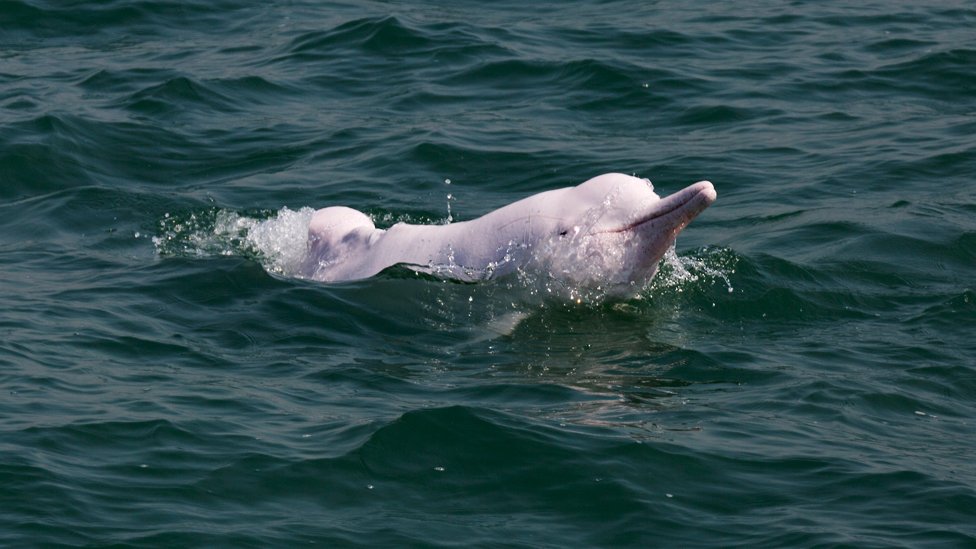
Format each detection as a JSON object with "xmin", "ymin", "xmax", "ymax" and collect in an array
[{"xmin": 154, "ymin": 207, "xmax": 316, "ymax": 277}]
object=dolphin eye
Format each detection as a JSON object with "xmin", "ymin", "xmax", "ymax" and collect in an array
[{"xmin": 558, "ymin": 229, "xmax": 569, "ymax": 237}]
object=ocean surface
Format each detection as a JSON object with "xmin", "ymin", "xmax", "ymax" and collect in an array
[{"xmin": 2, "ymin": 1, "xmax": 975, "ymax": 546}]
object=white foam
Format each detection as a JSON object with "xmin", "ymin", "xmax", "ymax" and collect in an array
[
  {"xmin": 154, "ymin": 206, "xmax": 316, "ymax": 277},
  {"xmin": 235, "ymin": 207, "xmax": 315, "ymax": 275}
]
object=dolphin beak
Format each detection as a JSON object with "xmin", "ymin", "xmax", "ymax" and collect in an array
[
  {"xmin": 605, "ymin": 180, "xmax": 716, "ymax": 234},
  {"xmin": 674, "ymin": 180, "xmax": 716, "ymax": 224}
]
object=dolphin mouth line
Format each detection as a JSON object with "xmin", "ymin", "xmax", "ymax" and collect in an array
[{"xmin": 599, "ymin": 181, "xmax": 715, "ymax": 234}]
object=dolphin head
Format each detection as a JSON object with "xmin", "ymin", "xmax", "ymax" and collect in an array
[
  {"xmin": 304, "ymin": 206, "xmax": 379, "ymax": 281},
  {"xmin": 522, "ymin": 173, "xmax": 716, "ymax": 295}
]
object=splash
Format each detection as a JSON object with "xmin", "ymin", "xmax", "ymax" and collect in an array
[
  {"xmin": 415, "ymin": 239, "xmax": 530, "ymax": 283},
  {"xmin": 444, "ymin": 178, "xmax": 454, "ymax": 223},
  {"xmin": 647, "ymin": 246, "xmax": 737, "ymax": 296},
  {"xmin": 153, "ymin": 207, "xmax": 315, "ymax": 277},
  {"xmin": 510, "ymin": 243, "xmax": 736, "ymax": 306}
]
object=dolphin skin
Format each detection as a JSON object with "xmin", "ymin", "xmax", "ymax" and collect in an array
[{"xmin": 302, "ymin": 173, "xmax": 716, "ymax": 295}]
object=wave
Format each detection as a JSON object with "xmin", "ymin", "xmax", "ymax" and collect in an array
[
  {"xmin": 7, "ymin": 401, "xmax": 973, "ymax": 546},
  {"xmin": 285, "ymin": 16, "xmax": 462, "ymax": 59},
  {"xmin": 0, "ymin": 0, "xmax": 250, "ymax": 41}
]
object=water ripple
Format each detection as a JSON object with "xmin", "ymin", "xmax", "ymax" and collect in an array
[{"xmin": 2, "ymin": 0, "xmax": 975, "ymax": 546}]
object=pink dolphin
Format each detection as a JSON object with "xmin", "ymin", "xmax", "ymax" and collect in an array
[{"xmin": 302, "ymin": 173, "xmax": 716, "ymax": 295}]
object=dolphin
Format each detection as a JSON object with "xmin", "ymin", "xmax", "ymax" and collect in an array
[{"xmin": 301, "ymin": 173, "xmax": 716, "ymax": 295}]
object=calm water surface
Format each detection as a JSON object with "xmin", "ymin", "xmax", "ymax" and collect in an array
[{"xmin": 2, "ymin": 1, "xmax": 975, "ymax": 546}]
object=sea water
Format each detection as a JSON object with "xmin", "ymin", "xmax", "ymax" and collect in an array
[{"xmin": 2, "ymin": 1, "xmax": 974, "ymax": 546}]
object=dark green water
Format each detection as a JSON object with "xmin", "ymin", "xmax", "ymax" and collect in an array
[{"xmin": 2, "ymin": 1, "xmax": 975, "ymax": 546}]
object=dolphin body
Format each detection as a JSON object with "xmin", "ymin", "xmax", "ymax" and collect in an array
[{"xmin": 301, "ymin": 173, "xmax": 716, "ymax": 296}]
